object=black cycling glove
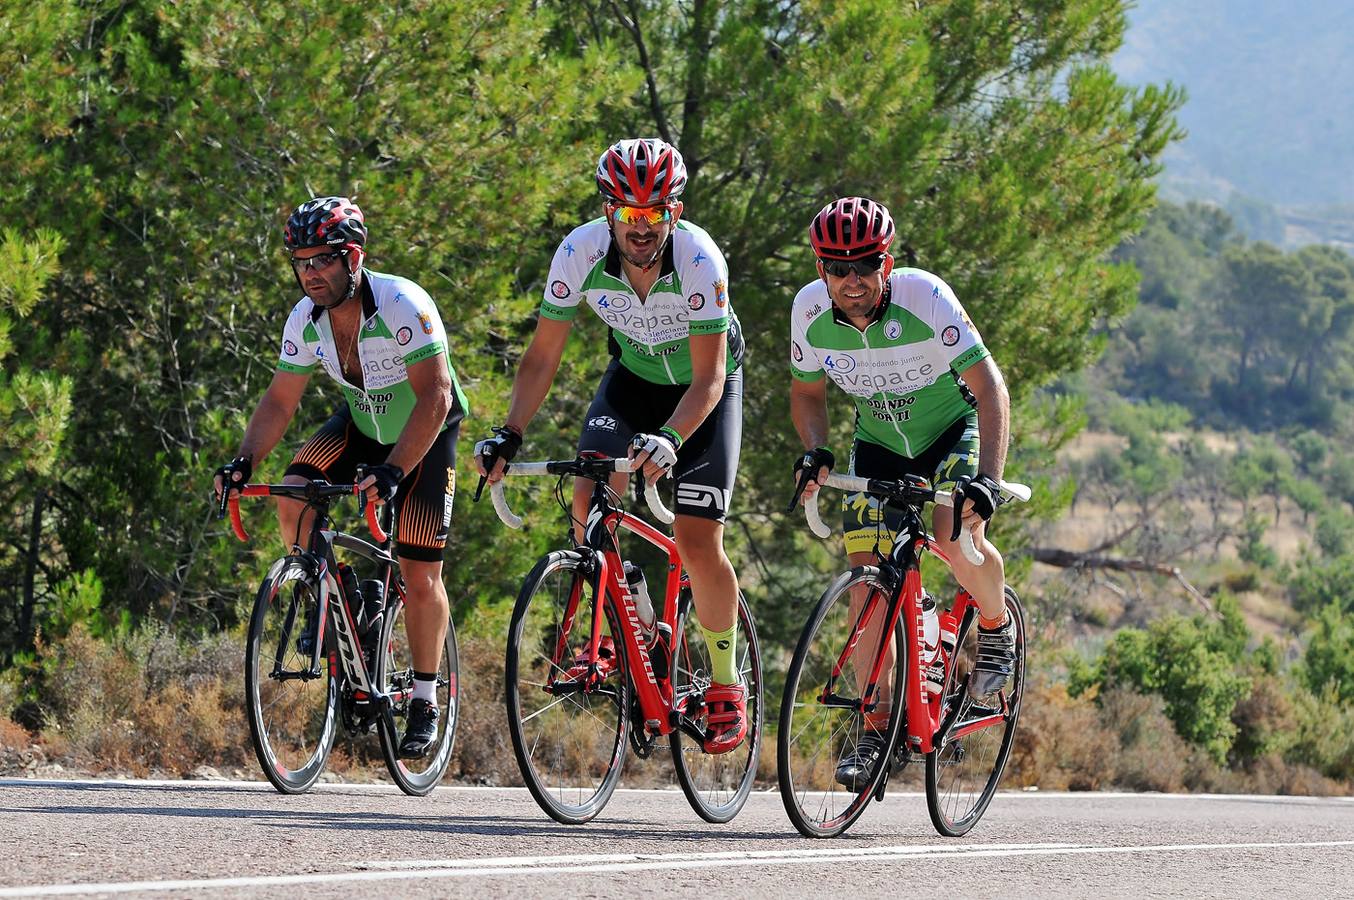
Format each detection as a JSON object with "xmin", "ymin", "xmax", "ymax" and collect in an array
[
  {"xmin": 787, "ymin": 447, "xmax": 835, "ymax": 512},
  {"xmin": 949, "ymin": 473, "xmax": 1002, "ymax": 541},
  {"xmin": 360, "ymin": 463, "xmax": 405, "ymax": 502}
]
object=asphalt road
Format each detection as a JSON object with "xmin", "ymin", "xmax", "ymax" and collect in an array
[{"xmin": 0, "ymin": 778, "xmax": 1351, "ymax": 898}]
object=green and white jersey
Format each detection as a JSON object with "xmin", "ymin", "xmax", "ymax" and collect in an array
[
  {"xmin": 790, "ymin": 267, "xmax": 988, "ymax": 457},
  {"xmin": 277, "ymin": 269, "xmax": 470, "ymax": 444},
  {"xmin": 539, "ymin": 218, "xmax": 744, "ymax": 385}
]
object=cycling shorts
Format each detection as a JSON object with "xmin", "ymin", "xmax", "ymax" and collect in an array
[
  {"xmin": 842, "ymin": 414, "xmax": 978, "ymax": 556},
  {"xmin": 284, "ymin": 406, "xmax": 458, "ymax": 562},
  {"xmin": 579, "ymin": 360, "xmax": 742, "ymax": 522}
]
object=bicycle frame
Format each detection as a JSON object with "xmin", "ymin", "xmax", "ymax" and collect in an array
[
  {"xmin": 835, "ymin": 525, "xmax": 1003, "ymax": 756},
  {"xmin": 561, "ymin": 477, "xmax": 689, "ymax": 735},
  {"xmin": 231, "ymin": 483, "xmax": 402, "ymax": 720}
]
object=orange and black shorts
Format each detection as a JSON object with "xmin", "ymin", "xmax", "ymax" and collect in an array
[{"xmin": 285, "ymin": 406, "xmax": 458, "ymax": 563}]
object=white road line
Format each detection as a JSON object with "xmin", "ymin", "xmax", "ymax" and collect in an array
[
  {"xmin": 2, "ymin": 840, "xmax": 1352, "ymax": 897},
  {"xmin": 0, "ymin": 778, "xmax": 1350, "ymax": 804}
]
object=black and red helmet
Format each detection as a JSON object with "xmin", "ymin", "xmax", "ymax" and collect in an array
[
  {"xmin": 596, "ymin": 138, "xmax": 688, "ymax": 206},
  {"xmin": 283, "ymin": 196, "xmax": 367, "ymax": 251},
  {"xmin": 809, "ymin": 197, "xmax": 895, "ymax": 260}
]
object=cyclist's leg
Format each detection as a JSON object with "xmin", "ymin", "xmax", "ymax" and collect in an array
[
  {"xmin": 391, "ymin": 424, "xmax": 457, "ymax": 757},
  {"xmin": 280, "ymin": 407, "xmax": 369, "ymax": 549},
  {"xmin": 671, "ymin": 367, "xmax": 742, "ymax": 670},
  {"xmin": 392, "ymin": 422, "xmax": 457, "ymax": 677},
  {"xmin": 574, "ymin": 361, "xmax": 642, "ymax": 542},
  {"xmin": 927, "ymin": 416, "xmax": 1007, "ymax": 622},
  {"xmin": 841, "ymin": 439, "xmax": 910, "ymax": 724}
]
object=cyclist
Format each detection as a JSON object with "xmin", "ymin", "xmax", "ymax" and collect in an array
[
  {"xmin": 787, "ymin": 196, "xmax": 1014, "ymax": 787},
  {"xmin": 214, "ymin": 196, "xmax": 469, "ymax": 759},
  {"xmin": 476, "ymin": 138, "xmax": 749, "ymax": 753}
]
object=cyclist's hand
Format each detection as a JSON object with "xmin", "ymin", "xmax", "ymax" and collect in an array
[
  {"xmin": 213, "ymin": 456, "xmax": 253, "ymax": 507},
  {"xmin": 629, "ymin": 431, "xmax": 678, "ymax": 486},
  {"xmin": 949, "ymin": 473, "xmax": 1001, "ymax": 541},
  {"xmin": 357, "ymin": 462, "xmax": 404, "ymax": 506},
  {"xmin": 791, "ymin": 447, "xmax": 835, "ymax": 507},
  {"xmin": 474, "ymin": 426, "xmax": 522, "ymax": 485}
]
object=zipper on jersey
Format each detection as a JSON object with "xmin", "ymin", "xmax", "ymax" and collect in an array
[{"xmin": 862, "ymin": 321, "xmax": 913, "ymax": 457}]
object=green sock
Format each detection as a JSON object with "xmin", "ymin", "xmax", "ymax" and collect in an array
[{"xmin": 701, "ymin": 623, "xmax": 739, "ymax": 685}]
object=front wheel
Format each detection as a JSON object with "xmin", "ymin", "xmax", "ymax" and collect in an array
[
  {"xmin": 506, "ymin": 550, "xmax": 631, "ymax": 824},
  {"xmin": 778, "ymin": 566, "xmax": 907, "ymax": 838},
  {"xmin": 925, "ymin": 586, "xmax": 1026, "ymax": 836},
  {"xmin": 670, "ymin": 590, "xmax": 763, "ymax": 823},
  {"xmin": 377, "ymin": 587, "xmax": 459, "ymax": 796},
  {"xmin": 245, "ymin": 557, "xmax": 339, "ymax": 794}
]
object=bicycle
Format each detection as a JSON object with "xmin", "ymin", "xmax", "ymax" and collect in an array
[
  {"xmin": 221, "ymin": 477, "xmax": 459, "ymax": 796},
  {"xmin": 485, "ymin": 455, "xmax": 763, "ymax": 825},
  {"xmin": 777, "ymin": 471, "xmax": 1030, "ymax": 838}
]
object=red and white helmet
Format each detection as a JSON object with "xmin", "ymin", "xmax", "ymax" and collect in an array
[
  {"xmin": 809, "ymin": 197, "xmax": 895, "ymax": 259},
  {"xmin": 596, "ymin": 138, "xmax": 688, "ymax": 205}
]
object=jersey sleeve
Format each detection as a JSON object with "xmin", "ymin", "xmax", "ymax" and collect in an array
[
  {"xmin": 684, "ymin": 229, "xmax": 731, "ymax": 336},
  {"xmin": 923, "ymin": 275, "xmax": 988, "ymax": 373},
  {"xmin": 789, "ymin": 289, "xmax": 826, "ymax": 381},
  {"xmin": 540, "ymin": 230, "xmax": 588, "ymax": 321},
  {"xmin": 388, "ymin": 282, "xmax": 448, "ymax": 367},
  {"xmin": 277, "ymin": 302, "xmax": 319, "ymax": 374}
]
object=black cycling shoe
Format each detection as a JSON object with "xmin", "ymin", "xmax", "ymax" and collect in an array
[
  {"xmin": 835, "ymin": 730, "xmax": 888, "ymax": 792},
  {"xmin": 398, "ymin": 698, "xmax": 440, "ymax": 759},
  {"xmin": 969, "ymin": 615, "xmax": 1016, "ymax": 698}
]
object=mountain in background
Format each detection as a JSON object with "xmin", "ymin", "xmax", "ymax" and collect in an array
[{"xmin": 1115, "ymin": 0, "xmax": 1354, "ymax": 248}]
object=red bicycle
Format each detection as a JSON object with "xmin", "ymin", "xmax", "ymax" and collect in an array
[
  {"xmin": 778, "ymin": 472, "xmax": 1030, "ymax": 837},
  {"xmin": 488, "ymin": 455, "xmax": 763, "ymax": 825}
]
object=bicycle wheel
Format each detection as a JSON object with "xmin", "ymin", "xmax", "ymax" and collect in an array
[
  {"xmin": 377, "ymin": 587, "xmax": 460, "ymax": 796},
  {"xmin": 245, "ymin": 557, "xmax": 339, "ymax": 794},
  {"xmin": 670, "ymin": 590, "xmax": 763, "ymax": 823},
  {"xmin": 778, "ymin": 566, "xmax": 907, "ymax": 838},
  {"xmin": 506, "ymin": 550, "xmax": 631, "ymax": 824},
  {"xmin": 925, "ymin": 587, "xmax": 1026, "ymax": 836}
]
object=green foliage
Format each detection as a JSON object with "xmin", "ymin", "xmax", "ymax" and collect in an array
[
  {"xmin": 1236, "ymin": 513, "xmax": 1277, "ymax": 569},
  {"xmin": 1091, "ymin": 596, "xmax": 1252, "ymax": 764},
  {"xmin": 1288, "ymin": 554, "xmax": 1354, "ymax": 616},
  {"xmin": 1301, "ymin": 603, "xmax": 1354, "ymax": 704}
]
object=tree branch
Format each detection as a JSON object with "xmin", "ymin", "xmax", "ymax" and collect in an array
[{"xmin": 1029, "ymin": 546, "xmax": 1213, "ymax": 614}]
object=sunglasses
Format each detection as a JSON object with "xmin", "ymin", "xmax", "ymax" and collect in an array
[
  {"xmin": 290, "ymin": 250, "xmax": 347, "ymax": 273},
  {"xmin": 820, "ymin": 254, "xmax": 886, "ymax": 278},
  {"xmin": 609, "ymin": 204, "xmax": 675, "ymax": 227}
]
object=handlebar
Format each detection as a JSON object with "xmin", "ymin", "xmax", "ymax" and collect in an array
[
  {"xmin": 488, "ymin": 457, "xmax": 676, "ymax": 530},
  {"xmin": 799, "ymin": 472, "xmax": 1031, "ymax": 566},
  {"xmin": 221, "ymin": 482, "xmax": 388, "ymax": 544}
]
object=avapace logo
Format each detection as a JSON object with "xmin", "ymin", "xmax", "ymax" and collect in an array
[{"xmin": 823, "ymin": 354, "xmax": 858, "ymax": 374}]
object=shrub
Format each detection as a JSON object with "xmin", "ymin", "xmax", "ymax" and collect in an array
[
  {"xmin": 1009, "ymin": 680, "xmax": 1118, "ymax": 790},
  {"xmin": 1301, "ymin": 603, "xmax": 1354, "ymax": 704}
]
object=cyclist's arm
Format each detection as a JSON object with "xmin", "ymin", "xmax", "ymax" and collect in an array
[
  {"xmin": 789, "ymin": 376, "xmax": 832, "ymax": 500},
  {"xmin": 382, "ymin": 353, "xmax": 452, "ymax": 476},
  {"xmin": 236, "ymin": 369, "xmax": 311, "ymax": 467},
  {"xmin": 962, "ymin": 356, "xmax": 1009, "ymax": 480},
  {"xmin": 662, "ymin": 330, "xmax": 727, "ymax": 440},
  {"xmin": 503, "ymin": 316, "xmax": 573, "ymax": 435}
]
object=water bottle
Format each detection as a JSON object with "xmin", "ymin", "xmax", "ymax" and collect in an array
[
  {"xmin": 921, "ymin": 592, "xmax": 944, "ymax": 697},
  {"xmin": 359, "ymin": 579, "xmax": 385, "ymax": 640},
  {"xmin": 623, "ymin": 561, "xmax": 656, "ymax": 640},
  {"xmin": 337, "ymin": 563, "xmax": 362, "ymax": 624},
  {"xmin": 926, "ymin": 601, "xmax": 959, "ymax": 697}
]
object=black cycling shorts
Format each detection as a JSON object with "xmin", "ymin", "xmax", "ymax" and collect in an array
[
  {"xmin": 285, "ymin": 406, "xmax": 458, "ymax": 563},
  {"xmin": 578, "ymin": 360, "xmax": 743, "ymax": 522},
  {"xmin": 842, "ymin": 414, "xmax": 979, "ymax": 556}
]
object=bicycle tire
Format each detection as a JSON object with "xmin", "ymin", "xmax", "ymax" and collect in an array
[
  {"xmin": 778, "ymin": 566, "xmax": 907, "ymax": 838},
  {"xmin": 245, "ymin": 557, "xmax": 339, "ymax": 794},
  {"xmin": 377, "ymin": 587, "xmax": 460, "ymax": 796},
  {"xmin": 506, "ymin": 550, "xmax": 631, "ymax": 824},
  {"xmin": 670, "ymin": 590, "xmax": 763, "ymax": 824},
  {"xmin": 924, "ymin": 586, "xmax": 1026, "ymax": 836}
]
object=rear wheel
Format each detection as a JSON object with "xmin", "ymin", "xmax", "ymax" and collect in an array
[
  {"xmin": 778, "ymin": 567, "xmax": 906, "ymax": 838},
  {"xmin": 670, "ymin": 590, "xmax": 763, "ymax": 823},
  {"xmin": 378, "ymin": 587, "xmax": 459, "ymax": 796},
  {"xmin": 245, "ymin": 557, "xmax": 338, "ymax": 794},
  {"xmin": 506, "ymin": 551, "xmax": 630, "ymax": 824},
  {"xmin": 925, "ymin": 587, "xmax": 1026, "ymax": 836}
]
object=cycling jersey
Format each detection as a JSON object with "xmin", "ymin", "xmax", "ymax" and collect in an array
[
  {"xmin": 540, "ymin": 218, "xmax": 744, "ymax": 384},
  {"xmin": 276, "ymin": 269, "xmax": 469, "ymax": 443},
  {"xmin": 789, "ymin": 267, "xmax": 987, "ymax": 457}
]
